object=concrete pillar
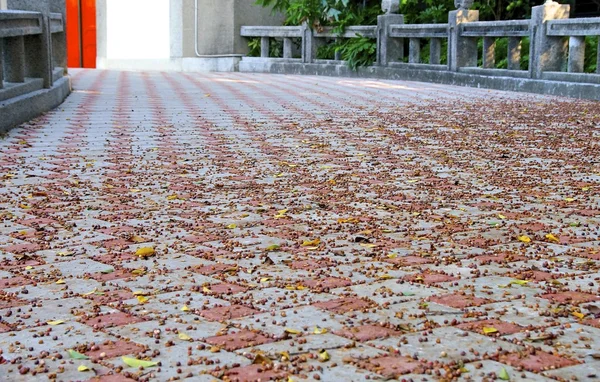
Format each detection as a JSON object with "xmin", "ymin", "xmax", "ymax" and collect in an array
[
  {"xmin": 448, "ymin": 9, "xmax": 479, "ymax": 71},
  {"xmin": 483, "ymin": 37, "xmax": 495, "ymax": 68},
  {"xmin": 568, "ymin": 36, "xmax": 585, "ymax": 73},
  {"xmin": 3, "ymin": 36, "xmax": 26, "ymax": 82},
  {"xmin": 529, "ymin": 1, "xmax": 570, "ymax": 78},
  {"xmin": 0, "ymin": 41, "xmax": 4, "ymax": 89},
  {"xmin": 260, "ymin": 37, "xmax": 269, "ymax": 58},
  {"xmin": 283, "ymin": 37, "xmax": 292, "ymax": 59},
  {"xmin": 301, "ymin": 22, "xmax": 323, "ymax": 63},
  {"xmin": 49, "ymin": 0, "xmax": 66, "ymax": 70},
  {"xmin": 508, "ymin": 37, "xmax": 521, "ymax": 70},
  {"xmin": 409, "ymin": 38, "xmax": 420, "ymax": 63},
  {"xmin": 597, "ymin": 39, "xmax": 600, "ymax": 74},
  {"xmin": 429, "ymin": 38, "xmax": 441, "ymax": 64},
  {"xmin": 376, "ymin": 13, "xmax": 403, "ymax": 66}
]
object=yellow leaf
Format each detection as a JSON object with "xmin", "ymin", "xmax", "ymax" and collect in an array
[
  {"xmin": 407, "ymin": 179, "xmax": 418, "ymax": 183},
  {"xmin": 378, "ymin": 274, "xmax": 393, "ymax": 280},
  {"xmin": 564, "ymin": 197, "xmax": 575, "ymax": 202},
  {"xmin": 129, "ymin": 189, "xmax": 141, "ymax": 193},
  {"xmin": 302, "ymin": 238, "xmax": 321, "ymax": 247},
  {"xmin": 77, "ymin": 365, "xmax": 90, "ymax": 372},
  {"xmin": 136, "ymin": 295, "xmax": 149, "ymax": 304},
  {"xmin": 266, "ymin": 244, "xmax": 281, "ymax": 251},
  {"xmin": 517, "ymin": 235, "xmax": 531, "ymax": 243},
  {"xmin": 121, "ymin": 356, "xmax": 158, "ymax": 368},
  {"xmin": 202, "ymin": 286, "xmax": 212, "ymax": 293},
  {"xmin": 482, "ymin": 326, "xmax": 498, "ymax": 334},
  {"xmin": 131, "ymin": 268, "xmax": 146, "ymax": 275},
  {"xmin": 57, "ymin": 251, "xmax": 74, "ymax": 257},
  {"xmin": 135, "ymin": 247, "xmax": 155, "ymax": 258},
  {"xmin": 337, "ymin": 217, "xmax": 359, "ymax": 224},
  {"xmin": 227, "ymin": 223, "xmax": 237, "ymax": 229},
  {"xmin": 130, "ymin": 235, "xmax": 146, "ymax": 243},
  {"xmin": 509, "ymin": 279, "xmax": 529, "ymax": 286},
  {"xmin": 167, "ymin": 194, "xmax": 178, "ymax": 200},
  {"xmin": 360, "ymin": 243, "xmax": 377, "ymax": 248},
  {"xmin": 133, "ymin": 290, "xmax": 148, "ymax": 296},
  {"xmin": 19, "ymin": 203, "xmax": 31, "ymax": 209},
  {"xmin": 4, "ymin": 173, "xmax": 16, "ymax": 178},
  {"xmin": 178, "ymin": 332, "xmax": 192, "ymax": 341},
  {"xmin": 545, "ymin": 233, "xmax": 560, "ymax": 243},
  {"xmin": 55, "ymin": 279, "xmax": 66, "ymax": 285},
  {"xmin": 285, "ymin": 328, "xmax": 301, "ymax": 334},
  {"xmin": 25, "ymin": 266, "xmax": 33, "ymax": 270},
  {"xmin": 260, "ymin": 277, "xmax": 272, "ymax": 283},
  {"xmin": 572, "ymin": 311, "xmax": 585, "ymax": 319},
  {"xmin": 498, "ymin": 214, "xmax": 507, "ymax": 219},
  {"xmin": 314, "ymin": 326, "xmax": 328, "ymax": 334},
  {"xmin": 209, "ymin": 346, "xmax": 220, "ymax": 353},
  {"xmin": 582, "ymin": 187, "xmax": 591, "ymax": 191},
  {"xmin": 387, "ymin": 253, "xmax": 398, "ymax": 259},
  {"xmin": 47, "ymin": 320, "xmax": 65, "ymax": 326},
  {"xmin": 318, "ymin": 349, "xmax": 330, "ymax": 362},
  {"xmin": 181, "ymin": 305, "xmax": 190, "ymax": 312}
]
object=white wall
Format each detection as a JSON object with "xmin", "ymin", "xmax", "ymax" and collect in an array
[{"xmin": 106, "ymin": 0, "xmax": 170, "ymax": 60}]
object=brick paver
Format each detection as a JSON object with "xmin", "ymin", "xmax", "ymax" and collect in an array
[{"xmin": 0, "ymin": 69, "xmax": 599, "ymax": 381}]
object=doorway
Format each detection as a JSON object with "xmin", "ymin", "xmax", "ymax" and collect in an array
[{"xmin": 66, "ymin": 0, "xmax": 96, "ymax": 68}]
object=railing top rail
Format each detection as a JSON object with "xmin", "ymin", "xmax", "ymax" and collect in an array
[
  {"xmin": 314, "ymin": 25, "xmax": 377, "ymax": 38},
  {"xmin": 0, "ymin": 9, "xmax": 43, "ymax": 38},
  {"xmin": 240, "ymin": 25, "xmax": 302, "ymax": 38},
  {"xmin": 389, "ymin": 23, "xmax": 448, "ymax": 38},
  {"xmin": 547, "ymin": 17, "xmax": 600, "ymax": 36},
  {"xmin": 460, "ymin": 19, "xmax": 530, "ymax": 37},
  {"xmin": 49, "ymin": 12, "xmax": 64, "ymax": 33}
]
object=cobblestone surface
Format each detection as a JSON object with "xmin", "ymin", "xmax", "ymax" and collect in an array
[{"xmin": 0, "ymin": 69, "xmax": 599, "ymax": 381}]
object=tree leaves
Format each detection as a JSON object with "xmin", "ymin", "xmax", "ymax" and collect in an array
[
  {"xmin": 68, "ymin": 349, "xmax": 89, "ymax": 360},
  {"xmin": 122, "ymin": 356, "xmax": 158, "ymax": 368}
]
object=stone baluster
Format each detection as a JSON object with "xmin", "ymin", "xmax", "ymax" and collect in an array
[
  {"xmin": 508, "ymin": 37, "xmax": 521, "ymax": 70},
  {"xmin": 283, "ymin": 37, "xmax": 292, "ymax": 59},
  {"xmin": 429, "ymin": 38, "xmax": 441, "ymax": 64},
  {"xmin": 567, "ymin": 36, "xmax": 585, "ymax": 73},
  {"xmin": 261, "ymin": 37, "xmax": 269, "ymax": 58},
  {"xmin": 483, "ymin": 37, "xmax": 495, "ymax": 68},
  {"xmin": 597, "ymin": 38, "xmax": 600, "ymax": 74},
  {"xmin": 448, "ymin": 0, "xmax": 479, "ymax": 71},
  {"xmin": 377, "ymin": 0, "xmax": 403, "ymax": 66},
  {"xmin": 529, "ymin": 0, "xmax": 570, "ymax": 78},
  {"xmin": 3, "ymin": 36, "xmax": 26, "ymax": 82},
  {"xmin": 409, "ymin": 38, "xmax": 420, "ymax": 63}
]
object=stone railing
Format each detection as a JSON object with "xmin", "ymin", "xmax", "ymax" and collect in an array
[
  {"xmin": 239, "ymin": 1, "xmax": 600, "ymax": 100},
  {"xmin": 0, "ymin": 8, "xmax": 70, "ymax": 133}
]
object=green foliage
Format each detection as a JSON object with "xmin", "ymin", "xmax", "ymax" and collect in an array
[
  {"xmin": 247, "ymin": 37, "xmax": 284, "ymax": 57},
  {"xmin": 585, "ymin": 36, "xmax": 598, "ymax": 73},
  {"xmin": 400, "ymin": 0, "xmax": 455, "ymax": 23},
  {"xmin": 340, "ymin": 35, "xmax": 378, "ymax": 69}
]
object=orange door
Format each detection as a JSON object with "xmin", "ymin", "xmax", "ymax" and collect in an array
[{"xmin": 66, "ymin": 0, "xmax": 96, "ymax": 68}]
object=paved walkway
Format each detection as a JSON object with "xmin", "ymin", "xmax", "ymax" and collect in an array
[{"xmin": 0, "ymin": 70, "xmax": 599, "ymax": 382}]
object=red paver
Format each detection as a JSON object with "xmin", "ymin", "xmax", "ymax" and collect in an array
[
  {"xmin": 222, "ymin": 364, "xmax": 288, "ymax": 382},
  {"xmin": 193, "ymin": 263, "xmax": 238, "ymax": 275},
  {"xmin": 204, "ymin": 329, "xmax": 273, "ymax": 351},
  {"xmin": 430, "ymin": 293, "xmax": 492, "ymax": 309},
  {"xmin": 1, "ymin": 243, "xmax": 41, "ymax": 254},
  {"xmin": 88, "ymin": 269, "xmax": 136, "ymax": 282},
  {"xmin": 83, "ymin": 289, "xmax": 134, "ymax": 304},
  {"xmin": 85, "ymin": 340, "xmax": 146, "ymax": 359},
  {"xmin": 335, "ymin": 324, "xmax": 403, "ymax": 341},
  {"xmin": 0, "ymin": 276, "xmax": 32, "ymax": 289},
  {"xmin": 301, "ymin": 277, "xmax": 352, "ymax": 289},
  {"xmin": 83, "ymin": 312, "xmax": 145, "ymax": 329},
  {"xmin": 541, "ymin": 291, "xmax": 600, "ymax": 305},
  {"xmin": 456, "ymin": 319, "xmax": 524, "ymax": 335},
  {"xmin": 512, "ymin": 270, "xmax": 558, "ymax": 282},
  {"xmin": 386, "ymin": 255, "xmax": 433, "ymax": 266},
  {"xmin": 198, "ymin": 304, "xmax": 259, "ymax": 321},
  {"xmin": 84, "ymin": 374, "xmax": 136, "ymax": 382},
  {"xmin": 289, "ymin": 259, "xmax": 333, "ymax": 270},
  {"xmin": 313, "ymin": 297, "xmax": 375, "ymax": 314},
  {"xmin": 204, "ymin": 283, "xmax": 248, "ymax": 295},
  {"xmin": 403, "ymin": 272, "xmax": 457, "ymax": 285},
  {"xmin": 359, "ymin": 355, "xmax": 422, "ymax": 377},
  {"xmin": 500, "ymin": 350, "xmax": 580, "ymax": 372},
  {"xmin": 476, "ymin": 253, "xmax": 527, "ymax": 264},
  {"xmin": 0, "ymin": 322, "xmax": 13, "ymax": 333},
  {"xmin": 582, "ymin": 318, "xmax": 600, "ymax": 329}
]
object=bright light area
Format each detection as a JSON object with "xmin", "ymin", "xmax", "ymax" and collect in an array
[{"xmin": 107, "ymin": 0, "xmax": 170, "ymax": 60}]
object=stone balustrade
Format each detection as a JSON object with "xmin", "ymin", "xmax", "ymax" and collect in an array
[
  {"xmin": 0, "ymin": 7, "xmax": 70, "ymax": 133},
  {"xmin": 239, "ymin": 1, "xmax": 600, "ymax": 100}
]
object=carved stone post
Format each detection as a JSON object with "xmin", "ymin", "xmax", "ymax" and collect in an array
[
  {"xmin": 448, "ymin": 0, "xmax": 478, "ymax": 71},
  {"xmin": 377, "ymin": 0, "xmax": 403, "ymax": 66},
  {"xmin": 301, "ymin": 21, "xmax": 317, "ymax": 63},
  {"xmin": 3, "ymin": 36, "xmax": 26, "ymax": 82},
  {"xmin": 529, "ymin": 0, "xmax": 570, "ymax": 78}
]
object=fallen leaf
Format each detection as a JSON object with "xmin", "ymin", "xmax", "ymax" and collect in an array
[
  {"xmin": 337, "ymin": 217, "xmax": 359, "ymax": 224},
  {"xmin": 266, "ymin": 244, "xmax": 280, "ymax": 251},
  {"xmin": 498, "ymin": 367, "xmax": 510, "ymax": 380},
  {"xmin": 227, "ymin": 223, "xmax": 237, "ymax": 229},
  {"xmin": 314, "ymin": 326, "xmax": 328, "ymax": 334},
  {"xmin": 77, "ymin": 365, "xmax": 90, "ymax": 372},
  {"xmin": 302, "ymin": 238, "xmax": 321, "ymax": 247},
  {"xmin": 47, "ymin": 320, "xmax": 65, "ymax": 326},
  {"xmin": 572, "ymin": 311, "xmax": 585, "ymax": 319},
  {"xmin": 517, "ymin": 235, "xmax": 531, "ymax": 243},
  {"xmin": 482, "ymin": 326, "xmax": 498, "ymax": 334},
  {"xmin": 55, "ymin": 279, "xmax": 66, "ymax": 285},
  {"xmin": 181, "ymin": 305, "xmax": 190, "ymax": 312},
  {"xmin": 509, "ymin": 279, "xmax": 529, "ymax": 286},
  {"xmin": 136, "ymin": 296, "xmax": 149, "ymax": 304},
  {"xmin": 318, "ymin": 349, "xmax": 330, "ymax": 362},
  {"xmin": 209, "ymin": 346, "xmax": 220, "ymax": 353},
  {"xmin": 131, "ymin": 268, "xmax": 146, "ymax": 275},
  {"xmin": 564, "ymin": 197, "xmax": 575, "ymax": 202},
  {"xmin": 378, "ymin": 274, "xmax": 393, "ymax": 280},
  {"xmin": 130, "ymin": 235, "xmax": 146, "ymax": 243},
  {"xmin": 135, "ymin": 247, "xmax": 155, "ymax": 258},
  {"xmin": 121, "ymin": 356, "xmax": 158, "ymax": 368},
  {"xmin": 202, "ymin": 286, "xmax": 212, "ymax": 293},
  {"xmin": 498, "ymin": 214, "xmax": 507, "ymax": 219},
  {"xmin": 57, "ymin": 251, "xmax": 74, "ymax": 257},
  {"xmin": 167, "ymin": 194, "xmax": 178, "ymax": 200},
  {"xmin": 545, "ymin": 233, "xmax": 560, "ymax": 242},
  {"xmin": 178, "ymin": 332, "xmax": 192, "ymax": 341},
  {"xmin": 260, "ymin": 277, "xmax": 272, "ymax": 283},
  {"xmin": 285, "ymin": 328, "xmax": 301, "ymax": 334},
  {"xmin": 68, "ymin": 349, "xmax": 89, "ymax": 360},
  {"xmin": 387, "ymin": 253, "xmax": 398, "ymax": 259},
  {"xmin": 252, "ymin": 353, "xmax": 272, "ymax": 365}
]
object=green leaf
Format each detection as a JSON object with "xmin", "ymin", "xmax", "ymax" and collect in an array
[
  {"xmin": 499, "ymin": 367, "xmax": 510, "ymax": 380},
  {"xmin": 122, "ymin": 356, "xmax": 158, "ymax": 368},
  {"xmin": 67, "ymin": 349, "xmax": 89, "ymax": 360}
]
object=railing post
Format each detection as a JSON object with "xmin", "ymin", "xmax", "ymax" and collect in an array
[
  {"xmin": 334, "ymin": 38, "xmax": 342, "ymax": 61},
  {"xmin": 376, "ymin": 1, "xmax": 403, "ymax": 66},
  {"xmin": 3, "ymin": 36, "xmax": 26, "ymax": 82},
  {"xmin": 508, "ymin": 37, "xmax": 521, "ymax": 70},
  {"xmin": 529, "ymin": 0, "xmax": 570, "ymax": 79},
  {"xmin": 260, "ymin": 37, "xmax": 270, "ymax": 58},
  {"xmin": 568, "ymin": 36, "xmax": 585, "ymax": 73},
  {"xmin": 448, "ymin": 2, "xmax": 479, "ymax": 71},
  {"xmin": 483, "ymin": 37, "xmax": 495, "ymax": 68},
  {"xmin": 0, "ymin": 39, "xmax": 4, "ymax": 89},
  {"xmin": 597, "ymin": 38, "xmax": 600, "ymax": 74},
  {"xmin": 409, "ymin": 38, "xmax": 420, "ymax": 63},
  {"xmin": 283, "ymin": 37, "xmax": 292, "ymax": 59},
  {"xmin": 430, "ymin": 38, "xmax": 441, "ymax": 64},
  {"xmin": 301, "ymin": 21, "xmax": 317, "ymax": 63}
]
